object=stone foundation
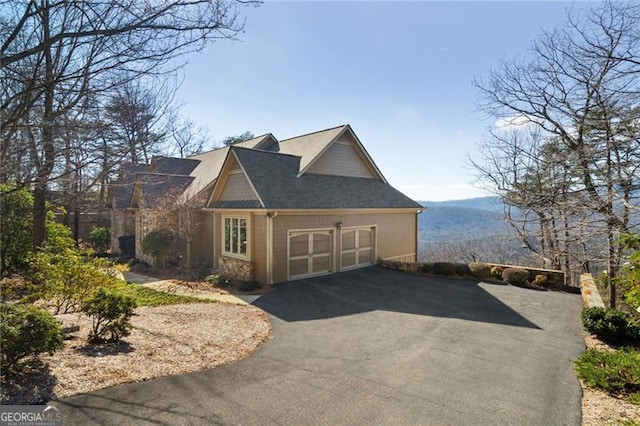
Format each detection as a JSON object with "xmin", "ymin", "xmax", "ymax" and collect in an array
[{"xmin": 218, "ymin": 256, "xmax": 253, "ymax": 282}]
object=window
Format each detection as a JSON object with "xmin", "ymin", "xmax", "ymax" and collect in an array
[{"xmin": 223, "ymin": 216, "xmax": 248, "ymax": 258}]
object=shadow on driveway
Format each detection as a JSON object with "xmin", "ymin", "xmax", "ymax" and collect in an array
[{"xmin": 255, "ymin": 266, "xmax": 540, "ymax": 329}]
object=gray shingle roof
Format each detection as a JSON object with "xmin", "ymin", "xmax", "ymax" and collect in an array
[
  {"xmin": 229, "ymin": 147, "xmax": 422, "ymax": 210},
  {"xmin": 110, "ymin": 163, "xmax": 149, "ymax": 208},
  {"xmin": 135, "ymin": 174, "xmax": 195, "ymax": 208},
  {"xmin": 151, "ymin": 157, "xmax": 200, "ymax": 175}
]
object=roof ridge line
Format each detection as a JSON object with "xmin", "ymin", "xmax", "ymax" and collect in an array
[
  {"xmin": 279, "ymin": 124, "xmax": 347, "ymax": 142},
  {"xmin": 230, "ymin": 145, "xmax": 301, "ymax": 159}
]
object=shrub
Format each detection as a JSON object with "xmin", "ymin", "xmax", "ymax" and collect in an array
[
  {"xmin": 141, "ymin": 229, "xmax": 174, "ymax": 268},
  {"xmin": 581, "ymin": 307, "xmax": 640, "ymax": 346},
  {"xmin": 421, "ymin": 263, "xmax": 434, "ymax": 274},
  {"xmin": 0, "ymin": 185, "xmax": 34, "ymax": 276},
  {"xmin": 502, "ymin": 268, "xmax": 530, "ymax": 285},
  {"xmin": 205, "ymin": 274, "xmax": 227, "ymax": 286},
  {"xmin": 575, "ymin": 348, "xmax": 640, "ymax": 403},
  {"xmin": 432, "ymin": 262, "xmax": 456, "ymax": 276},
  {"xmin": 533, "ymin": 274, "xmax": 548, "ymax": 286},
  {"xmin": 469, "ymin": 262, "xmax": 492, "ymax": 279},
  {"xmin": 238, "ymin": 280, "xmax": 261, "ymax": 292},
  {"xmin": 82, "ymin": 288, "xmax": 137, "ymax": 343},
  {"xmin": 29, "ymin": 248, "xmax": 118, "ymax": 314},
  {"xmin": 0, "ymin": 303, "xmax": 64, "ymax": 375},
  {"xmin": 490, "ymin": 266, "xmax": 504, "ymax": 279},
  {"xmin": 89, "ymin": 227, "xmax": 111, "ymax": 253}
]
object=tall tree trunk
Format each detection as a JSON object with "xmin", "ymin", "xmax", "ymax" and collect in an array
[{"xmin": 33, "ymin": 2, "xmax": 55, "ymax": 249}]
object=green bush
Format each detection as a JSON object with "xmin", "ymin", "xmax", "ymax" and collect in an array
[
  {"xmin": 575, "ymin": 348, "xmax": 640, "ymax": 404},
  {"xmin": 205, "ymin": 274, "xmax": 227, "ymax": 286},
  {"xmin": 0, "ymin": 303, "xmax": 64, "ymax": 375},
  {"xmin": 432, "ymin": 262, "xmax": 456, "ymax": 276},
  {"xmin": 469, "ymin": 262, "xmax": 492, "ymax": 279},
  {"xmin": 452, "ymin": 263, "xmax": 472, "ymax": 276},
  {"xmin": 29, "ymin": 248, "xmax": 118, "ymax": 314},
  {"xmin": 0, "ymin": 185, "xmax": 34, "ymax": 276},
  {"xmin": 141, "ymin": 228, "xmax": 174, "ymax": 268},
  {"xmin": 502, "ymin": 268, "xmax": 530, "ymax": 285},
  {"xmin": 238, "ymin": 280, "xmax": 261, "ymax": 292},
  {"xmin": 581, "ymin": 307, "xmax": 640, "ymax": 346},
  {"xmin": 421, "ymin": 263, "xmax": 434, "ymax": 274},
  {"xmin": 82, "ymin": 288, "xmax": 137, "ymax": 343},
  {"xmin": 89, "ymin": 227, "xmax": 111, "ymax": 253}
]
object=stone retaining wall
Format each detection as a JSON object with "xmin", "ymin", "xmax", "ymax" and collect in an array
[{"xmin": 580, "ymin": 273, "xmax": 605, "ymax": 308}]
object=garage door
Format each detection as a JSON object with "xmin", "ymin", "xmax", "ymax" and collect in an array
[
  {"xmin": 288, "ymin": 231, "xmax": 333, "ymax": 279},
  {"xmin": 341, "ymin": 227, "xmax": 375, "ymax": 270}
]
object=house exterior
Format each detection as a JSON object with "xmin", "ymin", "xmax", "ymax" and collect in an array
[{"xmin": 109, "ymin": 125, "xmax": 423, "ymax": 284}]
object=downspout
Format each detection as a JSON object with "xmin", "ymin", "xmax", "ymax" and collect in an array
[
  {"xmin": 211, "ymin": 211, "xmax": 216, "ymax": 269},
  {"xmin": 266, "ymin": 211, "xmax": 278, "ymax": 285}
]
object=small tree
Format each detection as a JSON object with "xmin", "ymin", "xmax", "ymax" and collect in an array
[
  {"xmin": 0, "ymin": 185, "xmax": 33, "ymax": 276},
  {"xmin": 141, "ymin": 228, "xmax": 174, "ymax": 268},
  {"xmin": 89, "ymin": 227, "xmax": 111, "ymax": 254},
  {"xmin": 617, "ymin": 233, "xmax": 640, "ymax": 310},
  {"xmin": 82, "ymin": 288, "xmax": 136, "ymax": 343}
]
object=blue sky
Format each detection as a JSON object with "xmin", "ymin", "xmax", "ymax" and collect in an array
[{"xmin": 176, "ymin": 1, "xmax": 585, "ymax": 201}]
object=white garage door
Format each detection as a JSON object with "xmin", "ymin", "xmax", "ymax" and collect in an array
[
  {"xmin": 288, "ymin": 231, "xmax": 333, "ymax": 280},
  {"xmin": 341, "ymin": 227, "xmax": 375, "ymax": 270}
]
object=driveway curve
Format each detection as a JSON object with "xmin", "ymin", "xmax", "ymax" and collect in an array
[{"xmin": 60, "ymin": 266, "xmax": 584, "ymax": 425}]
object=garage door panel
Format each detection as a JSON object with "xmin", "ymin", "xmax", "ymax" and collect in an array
[
  {"xmin": 290, "ymin": 258, "xmax": 310, "ymax": 277},
  {"xmin": 359, "ymin": 230, "xmax": 372, "ymax": 248},
  {"xmin": 290, "ymin": 234, "xmax": 309, "ymax": 257},
  {"xmin": 313, "ymin": 233, "xmax": 331, "ymax": 253},
  {"xmin": 342, "ymin": 252, "xmax": 356, "ymax": 268},
  {"xmin": 288, "ymin": 230, "xmax": 333, "ymax": 280},
  {"xmin": 341, "ymin": 227, "xmax": 375, "ymax": 270},
  {"xmin": 342, "ymin": 231, "xmax": 356, "ymax": 250},
  {"xmin": 312, "ymin": 255, "xmax": 331, "ymax": 273},
  {"xmin": 358, "ymin": 248, "xmax": 373, "ymax": 264}
]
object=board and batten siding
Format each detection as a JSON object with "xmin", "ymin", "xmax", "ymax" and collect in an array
[
  {"xmin": 219, "ymin": 172, "xmax": 258, "ymax": 201},
  {"xmin": 306, "ymin": 135, "xmax": 375, "ymax": 178},
  {"xmin": 270, "ymin": 211, "xmax": 417, "ymax": 283}
]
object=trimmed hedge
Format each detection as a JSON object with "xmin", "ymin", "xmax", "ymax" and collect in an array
[
  {"xmin": 581, "ymin": 307, "xmax": 640, "ymax": 346},
  {"xmin": 502, "ymin": 268, "xmax": 530, "ymax": 286}
]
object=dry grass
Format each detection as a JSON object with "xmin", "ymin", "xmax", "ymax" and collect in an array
[{"xmin": 1, "ymin": 303, "xmax": 271, "ymax": 404}]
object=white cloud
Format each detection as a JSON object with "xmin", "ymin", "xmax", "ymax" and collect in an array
[{"xmin": 494, "ymin": 114, "xmax": 534, "ymax": 130}]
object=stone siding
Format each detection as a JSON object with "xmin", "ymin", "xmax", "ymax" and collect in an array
[{"xmin": 218, "ymin": 256, "xmax": 253, "ymax": 282}]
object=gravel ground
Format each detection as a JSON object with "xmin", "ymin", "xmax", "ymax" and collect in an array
[{"xmin": 1, "ymin": 303, "xmax": 271, "ymax": 404}]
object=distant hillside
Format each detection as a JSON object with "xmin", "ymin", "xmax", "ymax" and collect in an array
[
  {"xmin": 420, "ymin": 196, "xmax": 503, "ymax": 212},
  {"xmin": 418, "ymin": 196, "xmax": 508, "ymax": 243}
]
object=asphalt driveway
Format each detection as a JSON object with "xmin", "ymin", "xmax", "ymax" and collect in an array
[{"xmin": 60, "ymin": 266, "xmax": 585, "ymax": 425}]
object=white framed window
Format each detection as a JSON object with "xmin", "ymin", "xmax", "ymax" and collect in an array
[{"xmin": 223, "ymin": 216, "xmax": 249, "ymax": 259}]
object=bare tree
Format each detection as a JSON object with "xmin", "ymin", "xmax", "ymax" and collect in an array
[
  {"xmin": 1, "ymin": 0, "xmax": 257, "ymax": 249},
  {"xmin": 473, "ymin": 1, "xmax": 640, "ymax": 305}
]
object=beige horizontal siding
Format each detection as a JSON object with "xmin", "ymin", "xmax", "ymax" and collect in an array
[
  {"xmin": 271, "ymin": 211, "xmax": 417, "ymax": 283},
  {"xmin": 306, "ymin": 135, "xmax": 375, "ymax": 178}
]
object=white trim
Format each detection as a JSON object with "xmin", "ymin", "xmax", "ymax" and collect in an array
[{"xmin": 221, "ymin": 214, "xmax": 251, "ymax": 261}]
